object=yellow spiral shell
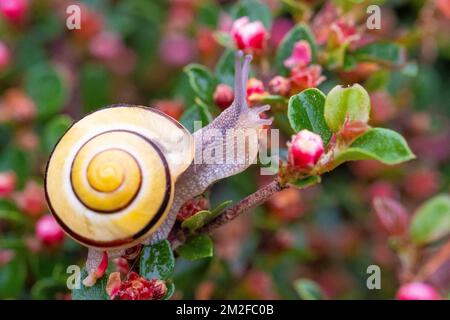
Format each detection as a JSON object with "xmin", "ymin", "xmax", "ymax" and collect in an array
[{"xmin": 45, "ymin": 105, "xmax": 194, "ymax": 250}]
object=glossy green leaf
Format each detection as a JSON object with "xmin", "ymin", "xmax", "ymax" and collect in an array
[
  {"xmin": 178, "ymin": 235, "xmax": 213, "ymax": 260},
  {"xmin": 334, "ymin": 128, "xmax": 415, "ymax": 166},
  {"xmin": 0, "ymin": 253, "xmax": 26, "ymax": 299},
  {"xmin": 180, "ymin": 102, "xmax": 212, "ymax": 133},
  {"xmin": 181, "ymin": 210, "xmax": 212, "ymax": 231},
  {"xmin": 291, "ymin": 176, "xmax": 321, "ymax": 189},
  {"xmin": 184, "ymin": 64, "xmax": 216, "ymax": 103},
  {"xmin": 324, "ymin": 84, "xmax": 371, "ymax": 132},
  {"xmin": 410, "ymin": 195, "xmax": 450, "ymax": 245},
  {"xmin": 81, "ymin": 64, "xmax": 111, "ymax": 113},
  {"xmin": 230, "ymin": 0, "xmax": 272, "ymax": 29},
  {"xmin": 214, "ymin": 49, "xmax": 235, "ymax": 87},
  {"xmin": 25, "ymin": 63, "xmax": 68, "ymax": 120},
  {"xmin": 72, "ymin": 269, "xmax": 109, "ymax": 300},
  {"xmin": 31, "ymin": 278, "xmax": 66, "ymax": 300},
  {"xmin": 164, "ymin": 281, "xmax": 176, "ymax": 300},
  {"xmin": 211, "ymin": 200, "xmax": 233, "ymax": 217},
  {"xmin": 0, "ymin": 147, "xmax": 30, "ymax": 189},
  {"xmin": 140, "ymin": 240, "xmax": 175, "ymax": 280},
  {"xmin": 293, "ymin": 278, "xmax": 324, "ymax": 300},
  {"xmin": 275, "ymin": 24, "xmax": 317, "ymax": 76},
  {"xmin": 288, "ymin": 88, "xmax": 332, "ymax": 144},
  {"xmin": 41, "ymin": 115, "xmax": 72, "ymax": 154},
  {"xmin": 353, "ymin": 43, "xmax": 405, "ymax": 66}
]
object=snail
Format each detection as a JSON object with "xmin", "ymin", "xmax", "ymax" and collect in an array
[{"xmin": 45, "ymin": 52, "xmax": 271, "ymax": 285}]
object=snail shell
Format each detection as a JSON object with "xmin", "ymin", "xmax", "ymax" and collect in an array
[{"xmin": 45, "ymin": 105, "xmax": 194, "ymax": 250}]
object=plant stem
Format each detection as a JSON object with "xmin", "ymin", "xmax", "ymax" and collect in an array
[{"xmin": 170, "ymin": 179, "xmax": 287, "ymax": 250}]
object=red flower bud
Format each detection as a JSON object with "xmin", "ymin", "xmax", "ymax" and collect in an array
[
  {"xmin": 246, "ymin": 78, "xmax": 266, "ymax": 102},
  {"xmin": 396, "ymin": 282, "xmax": 441, "ymax": 300},
  {"xmin": 404, "ymin": 168, "xmax": 440, "ymax": 200},
  {"xmin": 0, "ymin": 171, "xmax": 16, "ymax": 198},
  {"xmin": 0, "ymin": 0, "xmax": 28, "ymax": 24},
  {"xmin": 106, "ymin": 272, "xmax": 167, "ymax": 300},
  {"xmin": 372, "ymin": 197, "xmax": 409, "ymax": 236},
  {"xmin": 178, "ymin": 196, "xmax": 209, "ymax": 221},
  {"xmin": 14, "ymin": 181, "xmax": 46, "ymax": 216},
  {"xmin": 153, "ymin": 99, "xmax": 184, "ymax": 121},
  {"xmin": 288, "ymin": 130, "xmax": 324, "ymax": 169},
  {"xmin": 35, "ymin": 214, "xmax": 65, "ymax": 246},
  {"xmin": 269, "ymin": 76, "xmax": 290, "ymax": 96},
  {"xmin": 437, "ymin": 0, "xmax": 450, "ymax": 19},
  {"xmin": 231, "ymin": 16, "xmax": 267, "ymax": 53},
  {"xmin": 284, "ymin": 40, "xmax": 312, "ymax": 69},
  {"xmin": 0, "ymin": 41, "xmax": 11, "ymax": 71},
  {"xmin": 290, "ymin": 65, "xmax": 325, "ymax": 92},
  {"xmin": 213, "ymin": 84, "xmax": 234, "ymax": 110}
]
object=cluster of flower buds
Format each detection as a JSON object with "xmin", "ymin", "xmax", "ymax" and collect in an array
[
  {"xmin": 177, "ymin": 196, "xmax": 210, "ymax": 221},
  {"xmin": 106, "ymin": 272, "xmax": 167, "ymax": 300}
]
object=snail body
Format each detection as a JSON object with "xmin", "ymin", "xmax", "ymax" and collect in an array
[{"xmin": 45, "ymin": 52, "xmax": 271, "ymax": 285}]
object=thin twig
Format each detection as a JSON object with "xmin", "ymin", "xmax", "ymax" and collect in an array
[{"xmin": 170, "ymin": 179, "xmax": 287, "ymax": 250}]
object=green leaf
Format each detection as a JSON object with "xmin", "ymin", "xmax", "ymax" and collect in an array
[
  {"xmin": 25, "ymin": 63, "xmax": 68, "ymax": 120},
  {"xmin": 353, "ymin": 43, "xmax": 405, "ymax": 66},
  {"xmin": 290, "ymin": 176, "xmax": 321, "ymax": 189},
  {"xmin": 293, "ymin": 278, "xmax": 324, "ymax": 300},
  {"xmin": 324, "ymin": 84, "xmax": 371, "ymax": 132},
  {"xmin": 181, "ymin": 210, "xmax": 212, "ymax": 231},
  {"xmin": 41, "ymin": 115, "xmax": 72, "ymax": 154},
  {"xmin": 178, "ymin": 235, "xmax": 213, "ymax": 260},
  {"xmin": 410, "ymin": 195, "xmax": 450, "ymax": 245},
  {"xmin": 164, "ymin": 281, "xmax": 176, "ymax": 300},
  {"xmin": 139, "ymin": 240, "xmax": 175, "ymax": 280},
  {"xmin": 31, "ymin": 278, "xmax": 66, "ymax": 300},
  {"xmin": 275, "ymin": 24, "xmax": 317, "ymax": 76},
  {"xmin": 71, "ymin": 269, "xmax": 109, "ymax": 300},
  {"xmin": 184, "ymin": 64, "xmax": 216, "ymax": 103},
  {"xmin": 334, "ymin": 128, "xmax": 415, "ymax": 166},
  {"xmin": 81, "ymin": 64, "xmax": 111, "ymax": 113},
  {"xmin": 0, "ymin": 209, "xmax": 27, "ymax": 225},
  {"xmin": 230, "ymin": 0, "xmax": 272, "ymax": 29},
  {"xmin": 0, "ymin": 252, "xmax": 26, "ymax": 299},
  {"xmin": 180, "ymin": 102, "xmax": 212, "ymax": 133},
  {"xmin": 211, "ymin": 200, "xmax": 233, "ymax": 217},
  {"xmin": 288, "ymin": 88, "xmax": 332, "ymax": 144},
  {"xmin": 214, "ymin": 49, "xmax": 235, "ymax": 87},
  {"xmin": 0, "ymin": 147, "xmax": 30, "ymax": 189}
]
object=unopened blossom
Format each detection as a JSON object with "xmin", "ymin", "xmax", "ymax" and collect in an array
[
  {"xmin": 247, "ymin": 78, "xmax": 267, "ymax": 102},
  {"xmin": 269, "ymin": 76, "xmax": 290, "ymax": 96},
  {"xmin": 0, "ymin": 88, "xmax": 36, "ymax": 123},
  {"xmin": 14, "ymin": 180, "xmax": 46, "ymax": 216},
  {"xmin": 106, "ymin": 272, "xmax": 167, "ymax": 300},
  {"xmin": 231, "ymin": 16, "xmax": 267, "ymax": 53},
  {"xmin": 329, "ymin": 19, "xmax": 360, "ymax": 47},
  {"xmin": 437, "ymin": 0, "xmax": 450, "ymax": 19},
  {"xmin": 213, "ymin": 84, "xmax": 234, "ymax": 110},
  {"xmin": 290, "ymin": 65, "xmax": 325, "ymax": 92},
  {"xmin": 288, "ymin": 130, "xmax": 324, "ymax": 169},
  {"xmin": 35, "ymin": 215, "xmax": 65, "ymax": 246},
  {"xmin": 153, "ymin": 99, "xmax": 184, "ymax": 121},
  {"xmin": 284, "ymin": 40, "xmax": 312, "ymax": 69},
  {"xmin": 372, "ymin": 197, "xmax": 409, "ymax": 236},
  {"xmin": 177, "ymin": 196, "xmax": 209, "ymax": 221},
  {"xmin": 159, "ymin": 33, "xmax": 195, "ymax": 67},
  {"xmin": 0, "ymin": 0, "xmax": 28, "ymax": 24},
  {"xmin": 89, "ymin": 32, "xmax": 124, "ymax": 60},
  {"xmin": 0, "ymin": 171, "xmax": 16, "ymax": 198},
  {"xmin": 0, "ymin": 41, "xmax": 10, "ymax": 71},
  {"xmin": 72, "ymin": 4, "xmax": 103, "ymax": 40},
  {"xmin": 396, "ymin": 282, "xmax": 441, "ymax": 300}
]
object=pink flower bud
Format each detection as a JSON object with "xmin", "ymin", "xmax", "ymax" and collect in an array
[
  {"xmin": 0, "ymin": 171, "xmax": 16, "ymax": 198},
  {"xmin": 246, "ymin": 78, "xmax": 265, "ymax": 101},
  {"xmin": 269, "ymin": 76, "xmax": 290, "ymax": 96},
  {"xmin": 159, "ymin": 33, "xmax": 195, "ymax": 67},
  {"xmin": 396, "ymin": 282, "xmax": 441, "ymax": 300},
  {"xmin": 437, "ymin": 0, "xmax": 450, "ymax": 19},
  {"xmin": 288, "ymin": 130, "xmax": 324, "ymax": 169},
  {"xmin": 290, "ymin": 65, "xmax": 325, "ymax": 92},
  {"xmin": 14, "ymin": 180, "xmax": 46, "ymax": 216},
  {"xmin": 330, "ymin": 19, "xmax": 360, "ymax": 47},
  {"xmin": 231, "ymin": 16, "xmax": 267, "ymax": 53},
  {"xmin": 0, "ymin": 0, "xmax": 28, "ymax": 24},
  {"xmin": 284, "ymin": 40, "xmax": 312, "ymax": 69},
  {"xmin": 213, "ymin": 84, "xmax": 234, "ymax": 110},
  {"xmin": 0, "ymin": 41, "xmax": 11, "ymax": 71},
  {"xmin": 89, "ymin": 32, "xmax": 124, "ymax": 60},
  {"xmin": 372, "ymin": 197, "xmax": 409, "ymax": 236},
  {"xmin": 35, "ymin": 214, "xmax": 65, "ymax": 246}
]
